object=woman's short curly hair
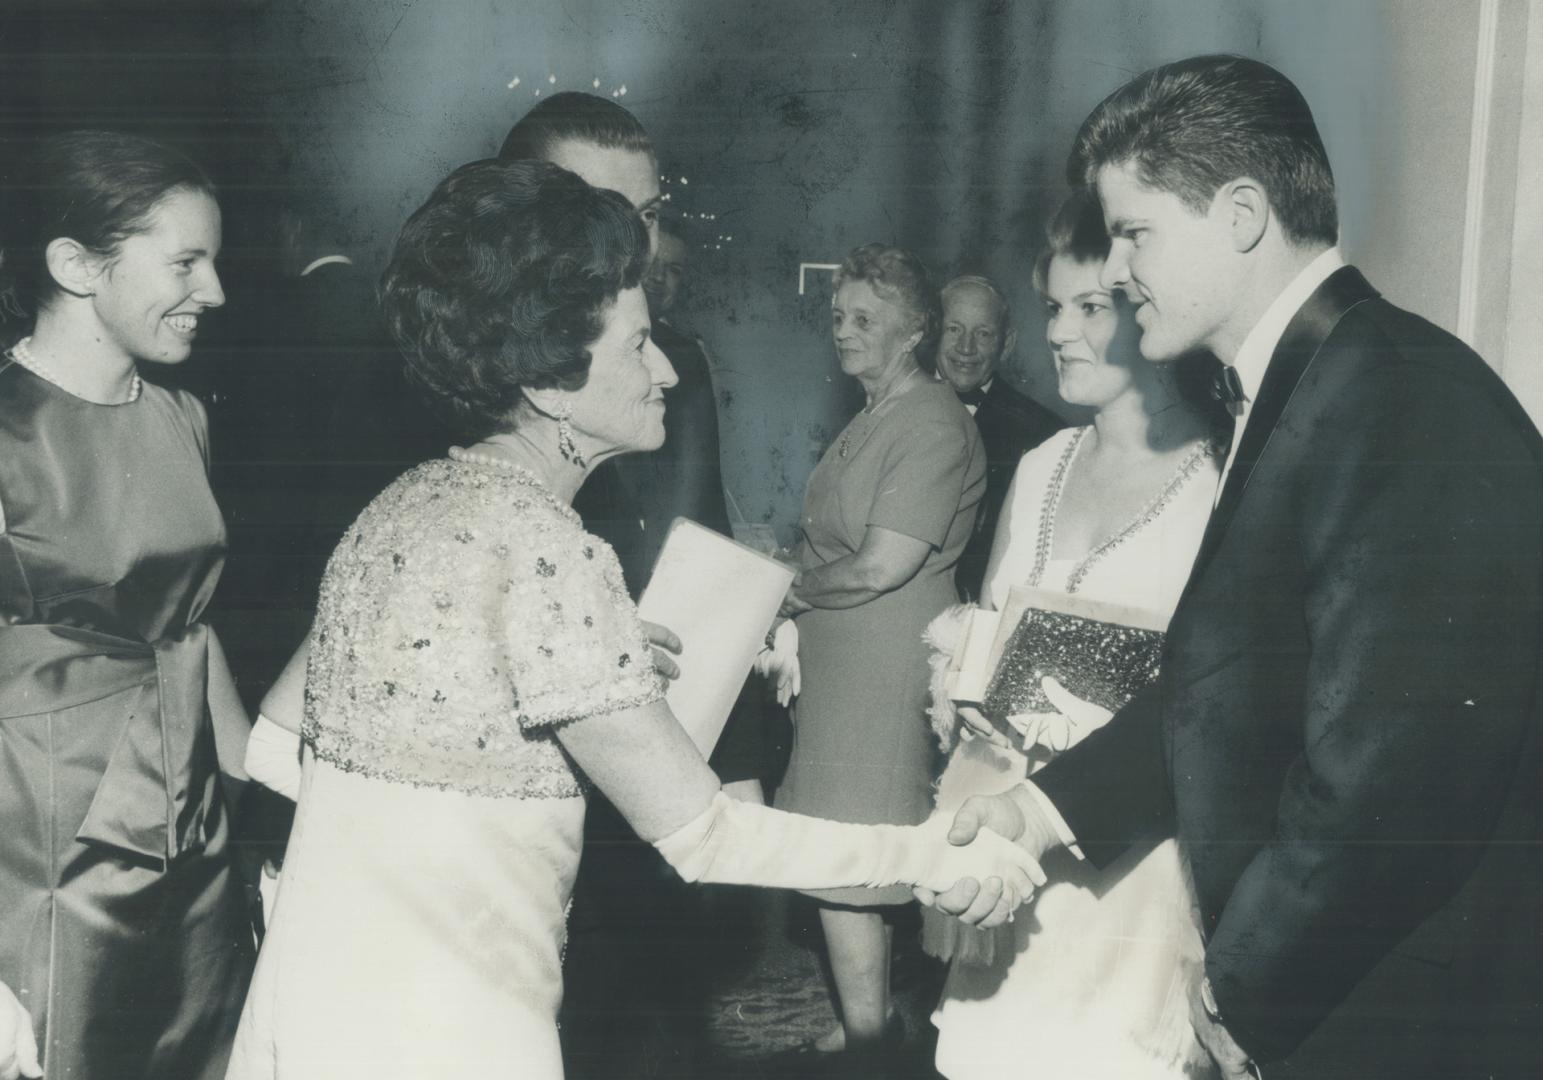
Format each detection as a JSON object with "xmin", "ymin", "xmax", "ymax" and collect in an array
[
  {"xmin": 380, "ymin": 158, "xmax": 649, "ymax": 441},
  {"xmin": 833, "ymin": 243, "xmax": 942, "ymax": 372}
]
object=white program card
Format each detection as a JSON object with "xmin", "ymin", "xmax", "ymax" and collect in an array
[{"xmin": 636, "ymin": 518, "xmax": 796, "ymax": 756}]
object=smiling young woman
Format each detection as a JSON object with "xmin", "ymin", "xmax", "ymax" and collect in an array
[
  {"xmin": 930, "ymin": 190, "xmax": 1228, "ymax": 1080},
  {"xmin": 0, "ymin": 130, "xmax": 254, "ymax": 1080}
]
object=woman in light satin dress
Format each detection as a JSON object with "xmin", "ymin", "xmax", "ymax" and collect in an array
[{"xmin": 930, "ymin": 190, "xmax": 1229, "ymax": 1080}]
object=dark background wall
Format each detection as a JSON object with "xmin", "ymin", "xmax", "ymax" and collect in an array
[{"xmin": 2, "ymin": 0, "xmax": 1400, "ymax": 540}]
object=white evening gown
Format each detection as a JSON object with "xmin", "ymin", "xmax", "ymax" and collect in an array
[
  {"xmin": 932, "ymin": 426, "xmax": 1223, "ymax": 1080},
  {"xmin": 226, "ymin": 457, "xmax": 666, "ymax": 1080}
]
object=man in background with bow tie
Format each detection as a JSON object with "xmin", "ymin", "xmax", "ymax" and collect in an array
[
  {"xmin": 925, "ymin": 54, "xmax": 1543, "ymax": 1079},
  {"xmin": 936, "ymin": 274, "xmax": 1064, "ymax": 601}
]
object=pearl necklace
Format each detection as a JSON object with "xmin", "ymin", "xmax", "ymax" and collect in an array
[
  {"xmin": 7, "ymin": 336, "xmax": 142, "ymax": 405},
  {"xmin": 838, "ymin": 368, "xmax": 920, "ymax": 458},
  {"xmin": 447, "ymin": 445, "xmax": 578, "ymax": 518}
]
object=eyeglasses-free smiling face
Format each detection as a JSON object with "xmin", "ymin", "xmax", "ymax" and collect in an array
[
  {"xmin": 1096, "ymin": 161, "xmax": 1241, "ymax": 363},
  {"xmin": 938, "ymin": 282, "xmax": 1013, "ymax": 395},
  {"xmin": 1040, "ymin": 253, "xmax": 1143, "ymax": 412},
  {"xmin": 86, "ymin": 186, "xmax": 225, "ymax": 367},
  {"xmin": 565, "ymin": 285, "xmax": 677, "ymax": 457}
]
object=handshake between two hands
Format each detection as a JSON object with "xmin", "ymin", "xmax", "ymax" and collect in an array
[
  {"xmin": 918, "ymin": 676, "xmax": 1112, "ymax": 926},
  {"xmin": 913, "ymin": 780, "xmax": 1067, "ymax": 929}
]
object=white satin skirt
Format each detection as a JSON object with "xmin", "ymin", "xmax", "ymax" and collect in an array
[
  {"xmin": 931, "ymin": 737, "xmax": 1214, "ymax": 1080},
  {"xmin": 227, "ymin": 753, "xmax": 585, "ymax": 1080}
]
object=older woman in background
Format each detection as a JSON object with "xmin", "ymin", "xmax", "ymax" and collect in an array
[
  {"xmin": 0, "ymin": 131, "xmax": 253, "ymax": 1080},
  {"xmin": 774, "ymin": 243, "xmax": 986, "ymax": 1068}
]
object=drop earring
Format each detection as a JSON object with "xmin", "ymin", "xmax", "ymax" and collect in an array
[{"xmin": 555, "ymin": 400, "xmax": 586, "ymax": 468}]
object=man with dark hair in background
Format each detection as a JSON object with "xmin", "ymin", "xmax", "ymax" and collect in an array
[
  {"xmin": 936, "ymin": 273, "xmax": 1064, "ymax": 602},
  {"xmin": 500, "ymin": 91, "xmax": 770, "ymax": 1079},
  {"xmin": 927, "ymin": 54, "xmax": 1543, "ymax": 1079}
]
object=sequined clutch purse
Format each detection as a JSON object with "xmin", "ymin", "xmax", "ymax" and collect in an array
[{"xmin": 978, "ymin": 587, "xmax": 1168, "ymax": 723}]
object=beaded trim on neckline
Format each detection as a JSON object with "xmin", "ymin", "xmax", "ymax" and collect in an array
[{"xmin": 1029, "ymin": 428, "xmax": 1220, "ymax": 595}]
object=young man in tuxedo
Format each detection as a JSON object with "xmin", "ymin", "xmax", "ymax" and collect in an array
[
  {"xmin": 937, "ymin": 274, "xmax": 1064, "ymax": 601},
  {"xmin": 926, "ymin": 54, "xmax": 1543, "ymax": 1079}
]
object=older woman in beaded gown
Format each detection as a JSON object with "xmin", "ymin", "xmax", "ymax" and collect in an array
[{"xmin": 223, "ymin": 159, "xmax": 1040, "ymax": 1080}]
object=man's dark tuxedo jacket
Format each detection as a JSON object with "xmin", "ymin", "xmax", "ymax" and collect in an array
[
  {"xmin": 954, "ymin": 378, "xmax": 1064, "ymax": 601},
  {"xmin": 1033, "ymin": 267, "xmax": 1543, "ymax": 1076}
]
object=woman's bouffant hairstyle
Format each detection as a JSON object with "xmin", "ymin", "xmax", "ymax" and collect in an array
[
  {"xmin": 498, "ymin": 91, "xmax": 654, "ymax": 163},
  {"xmin": 380, "ymin": 158, "xmax": 649, "ymax": 442},
  {"xmin": 1032, "ymin": 189, "xmax": 1229, "ymax": 432},
  {"xmin": 833, "ymin": 243, "xmax": 942, "ymax": 372},
  {"xmin": 0, "ymin": 130, "xmax": 215, "ymax": 321},
  {"xmin": 1068, "ymin": 54, "xmax": 1338, "ymax": 248},
  {"xmin": 1030, "ymin": 187, "xmax": 1111, "ymax": 295}
]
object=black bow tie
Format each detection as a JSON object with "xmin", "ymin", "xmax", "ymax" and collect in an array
[
  {"xmin": 1212, "ymin": 366, "xmax": 1246, "ymax": 407},
  {"xmin": 957, "ymin": 387, "xmax": 987, "ymax": 408}
]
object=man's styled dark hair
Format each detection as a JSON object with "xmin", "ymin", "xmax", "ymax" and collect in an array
[
  {"xmin": 380, "ymin": 158, "xmax": 649, "ymax": 441},
  {"xmin": 498, "ymin": 91, "xmax": 654, "ymax": 163},
  {"xmin": 1068, "ymin": 54, "xmax": 1338, "ymax": 248}
]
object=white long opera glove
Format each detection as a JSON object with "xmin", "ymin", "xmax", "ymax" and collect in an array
[
  {"xmin": 1005, "ymin": 676, "xmax": 1116, "ymax": 754},
  {"xmin": 0, "ymin": 979, "xmax": 40, "ymax": 1080},
  {"xmin": 753, "ymin": 619, "xmax": 801, "ymax": 705},
  {"xmin": 244, "ymin": 713, "xmax": 303, "ymax": 801},
  {"xmin": 653, "ymin": 791, "xmax": 1045, "ymax": 906}
]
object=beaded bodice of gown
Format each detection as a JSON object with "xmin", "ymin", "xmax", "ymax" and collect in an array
[
  {"xmin": 986, "ymin": 425, "xmax": 1223, "ymax": 619},
  {"xmin": 302, "ymin": 456, "xmax": 666, "ymax": 798}
]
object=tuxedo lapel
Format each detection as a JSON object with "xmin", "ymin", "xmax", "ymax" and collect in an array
[{"xmin": 1182, "ymin": 267, "xmax": 1380, "ymax": 593}]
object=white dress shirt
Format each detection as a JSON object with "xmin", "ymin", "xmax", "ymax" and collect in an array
[
  {"xmin": 1214, "ymin": 247, "xmax": 1345, "ymax": 503},
  {"xmin": 1023, "ymin": 246, "xmax": 1346, "ymax": 855}
]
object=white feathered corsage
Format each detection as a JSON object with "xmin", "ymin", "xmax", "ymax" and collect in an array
[{"xmin": 923, "ymin": 602, "xmax": 974, "ymax": 752}]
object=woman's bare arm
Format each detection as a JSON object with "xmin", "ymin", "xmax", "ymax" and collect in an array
[
  {"xmin": 781, "ymin": 525, "xmax": 931, "ymax": 615},
  {"xmin": 207, "ymin": 626, "xmax": 252, "ymax": 782},
  {"xmin": 977, "ymin": 465, "xmax": 1023, "ymax": 611},
  {"xmin": 260, "ymin": 630, "xmax": 312, "ymax": 735},
  {"xmin": 554, "ymin": 697, "xmax": 720, "ymax": 841}
]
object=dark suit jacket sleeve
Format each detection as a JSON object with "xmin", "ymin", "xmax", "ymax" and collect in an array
[
  {"xmin": 656, "ymin": 333, "xmax": 760, "ymax": 782},
  {"xmin": 1028, "ymin": 679, "xmax": 1176, "ymax": 864},
  {"xmin": 662, "ymin": 343, "xmax": 733, "ymax": 536},
  {"xmin": 1208, "ymin": 359, "xmax": 1543, "ymax": 1060}
]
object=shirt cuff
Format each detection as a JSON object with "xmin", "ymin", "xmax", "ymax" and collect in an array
[{"xmin": 1020, "ymin": 780, "xmax": 1084, "ymax": 860}]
